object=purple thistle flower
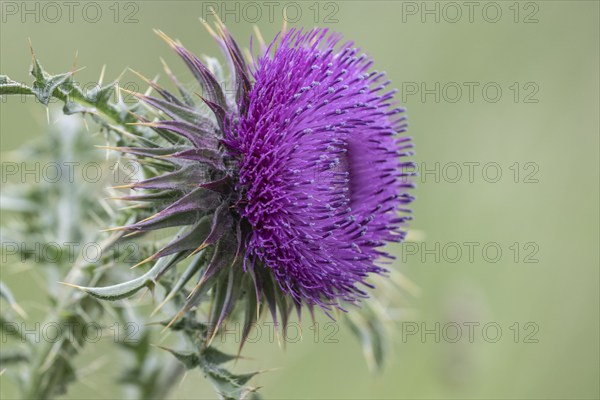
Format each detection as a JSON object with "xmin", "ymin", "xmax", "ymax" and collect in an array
[
  {"xmin": 225, "ymin": 28, "xmax": 413, "ymax": 309},
  {"xmin": 108, "ymin": 24, "xmax": 413, "ymax": 330}
]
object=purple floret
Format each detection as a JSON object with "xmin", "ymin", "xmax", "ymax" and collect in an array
[{"xmin": 225, "ymin": 28, "xmax": 414, "ymax": 309}]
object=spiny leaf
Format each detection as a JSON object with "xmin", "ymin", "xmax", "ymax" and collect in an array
[
  {"xmin": 201, "ymin": 346, "xmax": 238, "ymax": 365},
  {"xmin": 121, "ymin": 164, "xmax": 208, "ymax": 190},
  {"xmin": 153, "ymin": 188, "xmax": 220, "ymax": 219},
  {"xmin": 199, "ymin": 361, "xmax": 259, "ymax": 400},
  {"xmin": 1, "ymin": 60, "xmax": 145, "ymax": 140},
  {"xmin": 62, "ymin": 253, "xmax": 180, "ymax": 300},
  {"xmin": 160, "ymin": 57, "xmax": 196, "ymax": 107},
  {"xmin": 239, "ymin": 277, "xmax": 259, "ymax": 354},
  {"xmin": 159, "ymin": 345, "xmax": 259, "ymax": 399},
  {"xmin": 110, "ymin": 190, "xmax": 177, "ymax": 204},
  {"xmin": 207, "ymin": 260, "xmax": 244, "ymax": 342},
  {"xmin": 165, "ymin": 235, "xmax": 236, "ymax": 329},
  {"xmin": 153, "ymin": 216, "xmax": 212, "ymax": 258},
  {"xmin": 142, "ymin": 119, "xmax": 219, "ymax": 149},
  {"xmin": 158, "ymin": 315, "xmax": 208, "ymax": 335},
  {"xmin": 345, "ymin": 306, "xmax": 387, "ymax": 372},
  {"xmin": 155, "ymin": 29, "xmax": 227, "ymax": 109},
  {"xmin": 126, "ymin": 90, "xmax": 213, "ymax": 127},
  {"xmin": 102, "ymin": 145, "xmax": 189, "ymax": 159},
  {"xmin": 129, "ymin": 68, "xmax": 185, "ymax": 107},
  {"xmin": 158, "ymin": 347, "xmax": 200, "ymax": 369},
  {"xmin": 32, "ymin": 71, "xmax": 72, "ymax": 105},
  {"xmin": 153, "ymin": 247, "xmax": 210, "ymax": 316},
  {"xmin": 201, "ymin": 202, "xmax": 234, "ymax": 250},
  {"xmin": 0, "ymin": 75, "xmax": 34, "ymax": 96}
]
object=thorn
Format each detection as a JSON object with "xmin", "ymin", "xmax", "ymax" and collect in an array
[
  {"xmin": 117, "ymin": 204, "xmax": 148, "ymax": 211},
  {"xmin": 137, "ymin": 212, "xmax": 160, "ymax": 224},
  {"xmin": 259, "ymin": 367, "xmax": 281, "ymax": 374},
  {"xmin": 28, "ymin": 37, "xmax": 35, "ymax": 58},
  {"xmin": 186, "ymin": 275, "xmax": 207, "ymax": 301},
  {"xmin": 198, "ymin": 17, "xmax": 219, "ymax": 41},
  {"xmin": 123, "ymin": 231, "xmax": 141, "ymax": 238},
  {"xmin": 211, "ymin": 10, "xmax": 226, "ymax": 33},
  {"xmin": 150, "ymin": 300, "xmax": 167, "ymax": 317},
  {"xmin": 154, "ymin": 153, "xmax": 176, "ymax": 159},
  {"xmin": 98, "ymin": 64, "xmax": 106, "ymax": 86},
  {"xmin": 281, "ymin": 17, "xmax": 288, "ymax": 37},
  {"xmin": 126, "ymin": 121, "xmax": 156, "ymax": 128},
  {"xmin": 126, "ymin": 109, "xmax": 143, "ymax": 121},
  {"xmin": 128, "ymin": 67, "xmax": 148, "ymax": 82},
  {"xmin": 161, "ymin": 308, "xmax": 186, "ymax": 333},
  {"xmin": 243, "ymin": 48, "xmax": 253, "ymax": 65},
  {"xmin": 99, "ymin": 226, "xmax": 128, "ymax": 233},
  {"xmin": 66, "ymin": 65, "xmax": 86, "ymax": 79},
  {"xmin": 129, "ymin": 68, "xmax": 161, "ymax": 96},
  {"xmin": 139, "ymin": 286, "xmax": 153, "ymax": 302},
  {"xmin": 103, "ymin": 124, "xmax": 154, "ymax": 147},
  {"xmin": 71, "ymin": 50, "xmax": 79, "ymax": 72},
  {"xmin": 207, "ymin": 324, "xmax": 220, "ymax": 347},
  {"xmin": 99, "ymin": 139, "xmax": 111, "ymax": 163},
  {"xmin": 274, "ymin": 325, "xmax": 282, "ymax": 349},
  {"xmin": 151, "ymin": 293, "xmax": 173, "ymax": 317},
  {"xmin": 130, "ymin": 253, "xmax": 156, "ymax": 269},
  {"xmin": 177, "ymin": 371, "xmax": 188, "ymax": 390},
  {"xmin": 153, "ymin": 29, "xmax": 179, "ymax": 49},
  {"xmin": 110, "ymin": 183, "xmax": 135, "ymax": 189},
  {"xmin": 114, "ymin": 66, "xmax": 128, "ymax": 84},
  {"xmin": 45, "ymin": 108, "xmax": 50, "ymax": 125},
  {"xmin": 143, "ymin": 77, "xmax": 158, "ymax": 96},
  {"xmin": 253, "ymin": 25, "xmax": 267, "ymax": 52},
  {"xmin": 94, "ymin": 145, "xmax": 123, "ymax": 151},
  {"xmin": 187, "ymin": 242, "xmax": 209, "ymax": 258},
  {"xmin": 10, "ymin": 302, "xmax": 27, "ymax": 320},
  {"xmin": 115, "ymin": 83, "xmax": 122, "ymax": 103},
  {"xmin": 58, "ymin": 281, "xmax": 85, "ymax": 290},
  {"xmin": 39, "ymin": 341, "xmax": 62, "ymax": 373},
  {"xmin": 159, "ymin": 57, "xmax": 173, "ymax": 75}
]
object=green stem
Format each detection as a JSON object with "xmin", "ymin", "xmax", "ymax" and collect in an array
[
  {"xmin": 22, "ymin": 233, "xmax": 122, "ymax": 400},
  {"xmin": 1, "ymin": 72, "xmax": 143, "ymax": 139}
]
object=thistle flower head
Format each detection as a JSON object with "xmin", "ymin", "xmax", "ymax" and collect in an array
[
  {"xmin": 110, "ymin": 23, "xmax": 413, "ymax": 329},
  {"xmin": 225, "ymin": 28, "xmax": 413, "ymax": 308}
]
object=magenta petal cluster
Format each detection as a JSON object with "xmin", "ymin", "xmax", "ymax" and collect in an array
[{"xmin": 225, "ymin": 28, "xmax": 414, "ymax": 308}]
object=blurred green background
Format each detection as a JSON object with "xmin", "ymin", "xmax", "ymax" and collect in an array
[{"xmin": 1, "ymin": 1, "xmax": 598, "ymax": 399}]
